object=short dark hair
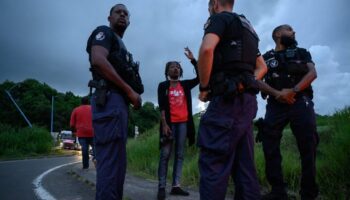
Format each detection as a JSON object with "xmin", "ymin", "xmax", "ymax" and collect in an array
[
  {"xmin": 209, "ymin": 0, "xmax": 234, "ymax": 7},
  {"xmin": 272, "ymin": 24, "xmax": 291, "ymax": 41},
  {"xmin": 109, "ymin": 3, "xmax": 126, "ymax": 16},
  {"xmin": 81, "ymin": 96, "xmax": 89, "ymax": 105},
  {"xmin": 164, "ymin": 61, "xmax": 183, "ymax": 80}
]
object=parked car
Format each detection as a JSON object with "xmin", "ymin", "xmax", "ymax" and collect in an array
[{"xmin": 58, "ymin": 130, "xmax": 80, "ymax": 150}]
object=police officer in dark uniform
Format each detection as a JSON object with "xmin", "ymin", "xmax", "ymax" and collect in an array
[
  {"xmin": 86, "ymin": 4, "xmax": 143, "ymax": 200},
  {"xmin": 196, "ymin": 0, "xmax": 267, "ymax": 199},
  {"xmin": 260, "ymin": 24, "xmax": 319, "ymax": 200}
]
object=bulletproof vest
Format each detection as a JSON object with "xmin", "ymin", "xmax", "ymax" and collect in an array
[
  {"xmin": 264, "ymin": 47, "xmax": 313, "ymax": 97},
  {"xmin": 107, "ymin": 36, "xmax": 144, "ymax": 94},
  {"xmin": 212, "ymin": 13, "xmax": 259, "ymax": 75},
  {"xmin": 90, "ymin": 28, "xmax": 144, "ymax": 95}
]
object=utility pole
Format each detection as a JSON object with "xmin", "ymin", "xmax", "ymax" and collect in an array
[
  {"xmin": 51, "ymin": 96, "xmax": 54, "ymax": 133},
  {"xmin": 5, "ymin": 90, "xmax": 32, "ymax": 128}
]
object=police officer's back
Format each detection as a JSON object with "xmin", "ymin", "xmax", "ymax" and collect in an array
[{"xmin": 196, "ymin": 1, "xmax": 265, "ymax": 199}]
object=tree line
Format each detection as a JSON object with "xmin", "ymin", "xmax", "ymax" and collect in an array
[{"xmin": 0, "ymin": 79, "xmax": 160, "ymax": 136}]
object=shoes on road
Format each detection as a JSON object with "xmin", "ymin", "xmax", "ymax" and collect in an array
[
  {"xmin": 82, "ymin": 166, "xmax": 89, "ymax": 172},
  {"xmin": 157, "ymin": 188, "xmax": 166, "ymax": 200},
  {"xmin": 170, "ymin": 186, "xmax": 189, "ymax": 196}
]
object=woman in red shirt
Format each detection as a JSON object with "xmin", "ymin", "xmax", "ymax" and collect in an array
[{"xmin": 156, "ymin": 48, "xmax": 198, "ymax": 200}]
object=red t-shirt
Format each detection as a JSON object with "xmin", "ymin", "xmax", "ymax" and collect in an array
[
  {"xmin": 169, "ymin": 83, "xmax": 188, "ymax": 123},
  {"xmin": 70, "ymin": 105, "xmax": 94, "ymax": 137}
]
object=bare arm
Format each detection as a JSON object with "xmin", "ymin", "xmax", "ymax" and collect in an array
[
  {"xmin": 255, "ymin": 55, "xmax": 296, "ymax": 104},
  {"xmin": 197, "ymin": 33, "xmax": 220, "ymax": 102},
  {"xmin": 254, "ymin": 55, "xmax": 297, "ymax": 104},
  {"xmin": 197, "ymin": 33, "xmax": 219, "ymax": 87},
  {"xmin": 161, "ymin": 110, "xmax": 171, "ymax": 136},
  {"xmin": 294, "ymin": 62, "xmax": 317, "ymax": 92},
  {"xmin": 184, "ymin": 47, "xmax": 195, "ymax": 61},
  {"xmin": 256, "ymin": 80, "xmax": 280, "ymax": 98},
  {"xmin": 254, "ymin": 55, "xmax": 268, "ymax": 80},
  {"xmin": 91, "ymin": 45, "xmax": 141, "ymax": 109},
  {"xmin": 274, "ymin": 62, "xmax": 317, "ymax": 104}
]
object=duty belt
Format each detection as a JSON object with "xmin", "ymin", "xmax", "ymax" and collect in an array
[
  {"xmin": 209, "ymin": 71, "xmax": 258, "ymax": 101},
  {"xmin": 88, "ymin": 79, "xmax": 123, "ymax": 107}
]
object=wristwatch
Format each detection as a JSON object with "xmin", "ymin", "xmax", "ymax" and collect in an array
[
  {"xmin": 199, "ymin": 84, "xmax": 210, "ymax": 92},
  {"xmin": 292, "ymin": 86, "xmax": 300, "ymax": 93}
]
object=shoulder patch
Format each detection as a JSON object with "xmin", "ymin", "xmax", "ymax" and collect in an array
[
  {"xmin": 203, "ymin": 19, "xmax": 211, "ymax": 30},
  {"xmin": 95, "ymin": 31, "xmax": 105, "ymax": 41},
  {"xmin": 269, "ymin": 59, "xmax": 279, "ymax": 68}
]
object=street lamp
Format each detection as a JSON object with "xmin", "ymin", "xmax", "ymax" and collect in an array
[{"xmin": 51, "ymin": 96, "xmax": 55, "ymax": 133}]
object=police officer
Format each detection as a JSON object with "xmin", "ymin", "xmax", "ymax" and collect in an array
[
  {"xmin": 86, "ymin": 4, "xmax": 142, "ymax": 200},
  {"xmin": 261, "ymin": 24, "xmax": 319, "ymax": 200},
  {"xmin": 196, "ymin": 0, "xmax": 267, "ymax": 199}
]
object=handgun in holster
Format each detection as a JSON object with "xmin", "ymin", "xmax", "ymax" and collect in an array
[
  {"xmin": 88, "ymin": 79, "xmax": 108, "ymax": 107},
  {"xmin": 225, "ymin": 77, "xmax": 242, "ymax": 101},
  {"xmin": 210, "ymin": 72, "xmax": 240, "ymax": 102}
]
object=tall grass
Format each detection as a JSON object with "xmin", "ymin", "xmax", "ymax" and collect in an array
[
  {"xmin": 126, "ymin": 107, "xmax": 350, "ymax": 199},
  {"xmin": 316, "ymin": 107, "xmax": 350, "ymax": 199},
  {"xmin": 127, "ymin": 125, "xmax": 200, "ymax": 186},
  {"xmin": 127, "ymin": 126, "xmax": 159, "ymax": 178},
  {"xmin": 0, "ymin": 123, "xmax": 53, "ymax": 159}
]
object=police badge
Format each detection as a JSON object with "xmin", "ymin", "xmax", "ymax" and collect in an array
[
  {"xmin": 95, "ymin": 32, "xmax": 105, "ymax": 41},
  {"xmin": 269, "ymin": 59, "xmax": 279, "ymax": 68}
]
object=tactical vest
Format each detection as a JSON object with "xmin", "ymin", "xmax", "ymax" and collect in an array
[
  {"xmin": 108, "ymin": 46, "xmax": 144, "ymax": 95},
  {"xmin": 212, "ymin": 12, "xmax": 259, "ymax": 75},
  {"xmin": 264, "ymin": 47, "xmax": 313, "ymax": 98},
  {"xmin": 90, "ymin": 27, "xmax": 144, "ymax": 95}
]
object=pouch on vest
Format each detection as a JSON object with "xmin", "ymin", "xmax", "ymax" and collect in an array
[{"xmin": 108, "ymin": 49, "xmax": 144, "ymax": 94}]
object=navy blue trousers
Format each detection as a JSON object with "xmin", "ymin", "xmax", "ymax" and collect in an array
[
  {"xmin": 198, "ymin": 94, "xmax": 261, "ymax": 200},
  {"xmin": 78, "ymin": 137, "xmax": 95, "ymax": 169},
  {"xmin": 91, "ymin": 91, "xmax": 128, "ymax": 200},
  {"xmin": 262, "ymin": 96, "xmax": 319, "ymax": 198}
]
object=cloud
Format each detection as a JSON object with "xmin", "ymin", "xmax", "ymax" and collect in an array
[
  {"xmin": 0, "ymin": 0, "xmax": 348, "ymax": 116},
  {"xmin": 310, "ymin": 45, "xmax": 350, "ymax": 115}
]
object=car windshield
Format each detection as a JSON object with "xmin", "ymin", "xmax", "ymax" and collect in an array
[{"xmin": 61, "ymin": 134, "xmax": 74, "ymax": 140}]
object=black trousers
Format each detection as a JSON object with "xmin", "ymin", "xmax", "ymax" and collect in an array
[{"xmin": 262, "ymin": 96, "xmax": 319, "ymax": 198}]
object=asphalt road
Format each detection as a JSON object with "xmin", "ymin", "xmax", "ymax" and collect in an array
[{"xmin": 0, "ymin": 156, "xmax": 86, "ymax": 200}]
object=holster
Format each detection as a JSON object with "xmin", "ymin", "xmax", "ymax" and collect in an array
[
  {"xmin": 88, "ymin": 80, "xmax": 108, "ymax": 107},
  {"xmin": 210, "ymin": 71, "xmax": 258, "ymax": 101},
  {"xmin": 108, "ymin": 51, "xmax": 144, "ymax": 94}
]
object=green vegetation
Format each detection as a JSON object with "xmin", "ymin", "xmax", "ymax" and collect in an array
[
  {"xmin": 0, "ymin": 79, "xmax": 81, "ymax": 130},
  {"xmin": 0, "ymin": 79, "xmax": 160, "ymax": 160},
  {"xmin": 0, "ymin": 79, "xmax": 159, "ymax": 136},
  {"xmin": 1, "ymin": 79, "xmax": 348, "ymax": 198},
  {"xmin": 0, "ymin": 123, "xmax": 53, "ymax": 159},
  {"xmin": 127, "ymin": 107, "xmax": 350, "ymax": 199},
  {"xmin": 128, "ymin": 102, "xmax": 160, "ymax": 137}
]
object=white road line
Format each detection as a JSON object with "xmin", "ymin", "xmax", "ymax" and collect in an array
[{"xmin": 33, "ymin": 161, "xmax": 81, "ymax": 200}]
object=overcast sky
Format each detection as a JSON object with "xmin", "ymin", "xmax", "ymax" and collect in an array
[{"xmin": 1, "ymin": 0, "xmax": 349, "ymax": 117}]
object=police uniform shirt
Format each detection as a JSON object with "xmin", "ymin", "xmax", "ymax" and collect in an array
[
  {"xmin": 86, "ymin": 25, "xmax": 126, "ymax": 61},
  {"xmin": 86, "ymin": 25, "xmax": 128, "ymax": 79},
  {"xmin": 204, "ymin": 12, "xmax": 260, "ymax": 73},
  {"xmin": 263, "ymin": 47, "xmax": 314, "ymax": 68},
  {"xmin": 263, "ymin": 47, "xmax": 314, "ymax": 95},
  {"xmin": 204, "ymin": 12, "xmax": 241, "ymax": 42}
]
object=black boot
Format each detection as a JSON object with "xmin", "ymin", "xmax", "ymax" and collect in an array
[
  {"xmin": 170, "ymin": 187, "xmax": 189, "ymax": 196},
  {"xmin": 157, "ymin": 188, "xmax": 166, "ymax": 200}
]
